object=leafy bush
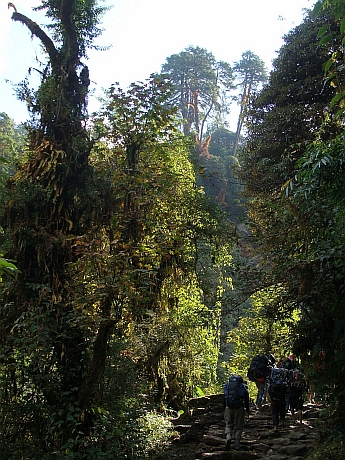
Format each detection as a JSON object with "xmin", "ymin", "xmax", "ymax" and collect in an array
[{"xmin": 137, "ymin": 411, "xmax": 175, "ymax": 458}]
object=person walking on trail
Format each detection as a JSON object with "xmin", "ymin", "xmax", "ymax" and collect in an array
[
  {"xmin": 267, "ymin": 367, "xmax": 289, "ymax": 430},
  {"xmin": 279, "ymin": 354, "xmax": 296, "ymax": 412},
  {"xmin": 247, "ymin": 354, "xmax": 275, "ymax": 408},
  {"xmin": 289, "ymin": 368, "xmax": 307, "ymax": 424},
  {"xmin": 224, "ymin": 374, "xmax": 250, "ymax": 451}
]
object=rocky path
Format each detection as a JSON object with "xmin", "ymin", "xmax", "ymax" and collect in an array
[{"xmin": 156, "ymin": 394, "xmax": 322, "ymax": 459}]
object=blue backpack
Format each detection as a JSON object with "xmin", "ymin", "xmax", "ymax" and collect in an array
[
  {"xmin": 268, "ymin": 368, "xmax": 289, "ymax": 401},
  {"xmin": 224, "ymin": 375, "xmax": 245, "ymax": 408}
]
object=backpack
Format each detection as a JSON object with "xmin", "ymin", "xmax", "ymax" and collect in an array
[
  {"xmin": 290, "ymin": 370, "xmax": 307, "ymax": 390},
  {"xmin": 268, "ymin": 368, "xmax": 288, "ymax": 401},
  {"xmin": 247, "ymin": 354, "xmax": 271, "ymax": 381},
  {"xmin": 224, "ymin": 375, "xmax": 245, "ymax": 408}
]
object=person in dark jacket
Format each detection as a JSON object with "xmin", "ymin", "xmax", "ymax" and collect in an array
[
  {"xmin": 289, "ymin": 369, "xmax": 307, "ymax": 424},
  {"xmin": 267, "ymin": 369, "xmax": 289, "ymax": 430},
  {"xmin": 224, "ymin": 375, "xmax": 250, "ymax": 451}
]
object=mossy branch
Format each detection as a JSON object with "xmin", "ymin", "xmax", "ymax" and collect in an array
[
  {"xmin": 11, "ymin": 11, "xmax": 59, "ymax": 71},
  {"xmin": 60, "ymin": 0, "xmax": 79, "ymax": 65}
]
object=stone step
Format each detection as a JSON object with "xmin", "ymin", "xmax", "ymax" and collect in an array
[{"xmin": 162, "ymin": 394, "xmax": 324, "ymax": 460}]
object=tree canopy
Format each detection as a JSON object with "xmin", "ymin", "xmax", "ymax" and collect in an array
[
  {"xmin": 231, "ymin": 50, "xmax": 268, "ymax": 156},
  {"xmin": 159, "ymin": 46, "xmax": 234, "ymax": 146}
]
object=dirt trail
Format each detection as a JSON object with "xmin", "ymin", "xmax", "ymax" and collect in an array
[{"xmin": 157, "ymin": 394, "xmax": 322, "ymax": 459}]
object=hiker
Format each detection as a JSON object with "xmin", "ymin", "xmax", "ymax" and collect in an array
[
  {"xmin": 267, "ymin": 367, "xmax": 289, "ymax": 430},
  {"xmin": 247, "ymin": 354, "xmax": 275, "ymax": 408},
  {"xmin": 289, "ymin": 369, "xmax": 307, "ymax": 424},
  {"xmin": 224, "ymin": 374, "xmax": 250, "ymax": 451},
  {"xmin": 279, "ymin": 355, "xmax": 296, "ymax": 412}
]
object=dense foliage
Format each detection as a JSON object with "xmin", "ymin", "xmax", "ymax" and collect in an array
[
  {"xmin": 0, "ymin": 3, "xmax": 236, "ymax": 458},
  {"xmin": 236, "ymin": 9, "xmax": 345, "ymax": 440}
]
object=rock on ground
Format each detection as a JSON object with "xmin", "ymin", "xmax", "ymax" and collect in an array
[{"xmin": 154, "ymin": 393, "xmax": 322, "ymax": 459}]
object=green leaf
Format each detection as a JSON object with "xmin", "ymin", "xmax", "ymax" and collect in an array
[
  {"xmin": 317, "ymin": 24, "xmax": 329, "ymax": 38},
  {"xmin": 323, "ymin": 72, "xmax": 337, "ymax": 87},
  {"xmin": 312, "ymin": 1, "xmax": 322, "ymax": 19},
  {"xmin": 0, "ymin": 258, "xmax": 19, "ymax": 279},
  {"xmin": 340, "ymin": 17, "xmax": 345, "ymax": 35},
  {"xmin": 330, "ymin": 92, "xmax": 343, "ymax": 108},
  {"xmin": 324, "ymin": 58, "xmax": 334, "ymax": 74},
  {"xmin": 195, "ymin": 386, "xmax": 205, "ymax": 397},
  {"xmin": 318, "ymin": 34, "xmax": 333, "ymax": 46},
  {"xmin": 334, "ymin": 107, "xmax": 345, "ymax": 118}
]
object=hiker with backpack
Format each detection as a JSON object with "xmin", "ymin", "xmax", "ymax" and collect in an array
[
  {"xmin": 267, "ymin": 367, "xmax": 290, "ymax": 430},
  {"xmin": 280, "ymin": 354, "xmax": 298, "ymax": 412},
  {"xmin": 288, "ymin": 368, "xmax": 307, "ymax": 424},
  {"xmin": 247, "ymin": 354, "xmax": 275, "ymax": 408},
  {"xmin": 223, "ymin": 374, "xmax": 250, "ymax": 451}
]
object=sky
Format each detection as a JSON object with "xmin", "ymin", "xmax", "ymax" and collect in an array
[{"xmin": 1, "ymin": 0, "xmax": 315, "ymax": 130}]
